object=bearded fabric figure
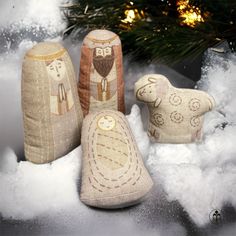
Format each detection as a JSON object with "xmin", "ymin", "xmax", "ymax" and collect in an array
[
  {"xmin": 92, "ymin": 47, "xmax": 115, "ymax": 101},
  {"xmin": 78, "ymin": 29, "xmax": 125, "ymax": 116},
  {"xmin": 22, "ymin": 42, "xmax": 83, "ymax": 164}
]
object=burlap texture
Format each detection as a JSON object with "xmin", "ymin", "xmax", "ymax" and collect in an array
[
  {"xmin": 78, "ymin": 29, "xmax": 125, "ymax": 116},
  {"xmin": 135, "ymin": 74, "xmax": 215, "ymax": 143},
  {"xmin": 22, "ymin": 42, "xmax": 83, "ymax": 164},
  {"xmin": 80, "ymin": 110, "xmax": 153, "ymax": 208}
]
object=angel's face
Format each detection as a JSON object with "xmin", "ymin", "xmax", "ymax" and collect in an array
[{"xmin": 46, "ymin": 59, "xmax": 66, "ymax": 81}]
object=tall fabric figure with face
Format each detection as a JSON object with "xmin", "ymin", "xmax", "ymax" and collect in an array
[
  {"xmin": 22, "ymin": 42, "xmax": 83, "ymax": 164},
  {"xmin": 46, "ymin": 58, "xmax": 74, "ymax": 115},
  {"xmin": 78, "ymin": 29, "xmax": 125, "ymax": 116}
]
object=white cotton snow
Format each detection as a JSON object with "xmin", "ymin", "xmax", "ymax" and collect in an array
[
  {"xmin": 0, "ymin": 147, "xmax": 81, "ymax": 220},
  {"xmin": 1, "ymin": 44, "xmax": 236, "ymax": 228},
  {"xmin": 138, "ymin": 52, "xmax": 236, "ymax": 226},
  {"xmin": 0, "ymin": 0, "xmax": 66, "ymax": 34},
  {"xmin": 126, "ymin": 104, "xmax": 150, "ymax": 159},
  {"xmin": 0, "ymin": 148, "xmax": 18, "ymax": 174},
  {"xmin": 0, "ymin": 0, "xmax": 236, "ymax": 229}
]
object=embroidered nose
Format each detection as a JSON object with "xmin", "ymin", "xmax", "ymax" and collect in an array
[
  {"xmin": 139, "ymin": 89, "xmax": 146, "ymax": 96},
  {"xmin": 55, "ymin": 66, "xmax": 60, "ymax": 77}
]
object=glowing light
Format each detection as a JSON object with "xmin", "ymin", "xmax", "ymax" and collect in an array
[
  {"xmin": 122, "ymin": 9, "xmax": 136, "ymax": 24},
  {"xmin": 121, "ymin": 2, "xmax": 144, "ymax": 25},
  {"xmin": 177, "ymin": 0, "xmax": 205, "ymax": 27}
]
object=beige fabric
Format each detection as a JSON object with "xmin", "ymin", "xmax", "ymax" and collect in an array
[
  {"xmin": 80, "ymin": 110, "xmax": 153, "ymax": 208},
  {"xmin": 135, "ymin": 74, "xmax": 215, "ymax": 143},
  {"xmin": 78, "ymin": 29, "xmax": 125, "ymax": 116},
  {"xmin": 22, "ymin": 42, "xmax": 83, "ymax": 164}
]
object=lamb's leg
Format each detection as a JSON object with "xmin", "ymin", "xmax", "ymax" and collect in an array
[
  {"xmin": 147, "ymin": 126, "xmax": 160, "ymax": 142},
  {"xmin": 191, "ymin": 128, "xmax": 202, "ymax": 142}
]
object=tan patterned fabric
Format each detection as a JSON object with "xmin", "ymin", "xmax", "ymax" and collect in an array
[
  {"xmin": 80, "ymin": 110, "xmax": 153, "ymax": 208},
  {"xmin": 22, "ymin": 42, "xmax": 83, "ymax": 164},
  {"xmin": 135, "ymin": 74, "xmax": 215, "ymax": 143},
  {"xmin": 78, "ymin": 29, "xmax": 125, "ymax": 116}
]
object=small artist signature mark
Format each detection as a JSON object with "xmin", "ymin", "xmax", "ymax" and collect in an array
[{"xmin": 209, "ymin": 209, "xmax": 222, "ymax": 224}]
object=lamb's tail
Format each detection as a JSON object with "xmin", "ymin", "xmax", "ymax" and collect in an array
[{"xmin": 207, "ymin": 93, "xmax": 216, "ymax": 111}]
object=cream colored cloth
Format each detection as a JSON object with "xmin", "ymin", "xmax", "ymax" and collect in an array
[
  {"xmin": 80, "ymin": 110, "xmax": 153, "ymax": 208},
  {"xmin": 135, "ymin": 74, "xmax": 215, "ymax": 143},
  {"xmin": 22, "ymin": 42, "xmax": 83, "ymax": 164}
]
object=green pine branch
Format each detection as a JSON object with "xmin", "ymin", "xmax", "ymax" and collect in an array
[{"xmin": 61, "ymin": 0, "xmax": 236, "ymax": 64}]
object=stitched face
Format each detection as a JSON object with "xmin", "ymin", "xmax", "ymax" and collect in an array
[
  {"xmin": 137, "ymin": 80, "xmax": 157, "ymax": 103},
  {"xmin": 46, "ymin": 59, "xmax": 66, "ymax": 81},
  {"xmin": 137, "ymin": 84, "xmax": 156, "ymax": 102},
  {"xmin": 97, "ymin": 115, "xmax": 116, "ymax": 131},
  {"xmin": 136, "ymin": 77, "xmax": 169, "ymax": 103},
  {"xmin": 95, "ymin": 47, "xmax": 112, "ymax": 57},
  {"xmin": 93, "ymin": 47, "xmax": 115, "ymax": 78}
]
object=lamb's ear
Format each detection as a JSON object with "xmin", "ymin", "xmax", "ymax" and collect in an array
[
  {"xmin": 148, "ymin": 77, "xmax": 158, "ymax": 83},
  {"xmin": 154, "ymin": 98, "xmax": 161, "ymax": 107},
  {"xmin": 155, "ymin": 79, "xmax": 169, "ymax": 99}
]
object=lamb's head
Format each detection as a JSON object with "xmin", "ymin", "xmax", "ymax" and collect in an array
[{"xmin": 135, "ymin": 74, "xmax": 169, "ymax": 107}]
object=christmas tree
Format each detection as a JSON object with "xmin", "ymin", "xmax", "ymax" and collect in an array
[{"xmin": 61, "ymin": 0, "xmax": 236, "ymax": 64}]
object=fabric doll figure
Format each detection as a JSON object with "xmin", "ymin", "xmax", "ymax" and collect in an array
[
  {"xmin": 22, "ymin": 42, "xmax": 83, "ymax": 164},
  {"xmin": 80, "ymin": 110, "xmax": 153, "ymax": 208},
  {"xmin": 135, "ymin": 74, "xmax": 215, "ymax": 143},
  {"xmin": 78, "ymin": 29, "xmax": 125, "ymax": 116}
]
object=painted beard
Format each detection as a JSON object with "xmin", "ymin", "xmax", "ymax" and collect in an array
[{"xmin": 93, "ymin": 47, "xmax": 115, "ymax": 78}]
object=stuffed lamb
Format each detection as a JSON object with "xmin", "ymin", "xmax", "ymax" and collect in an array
[{"xmin": 134, "ymin": 74, "xmax": 215, "ymax": 143}]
